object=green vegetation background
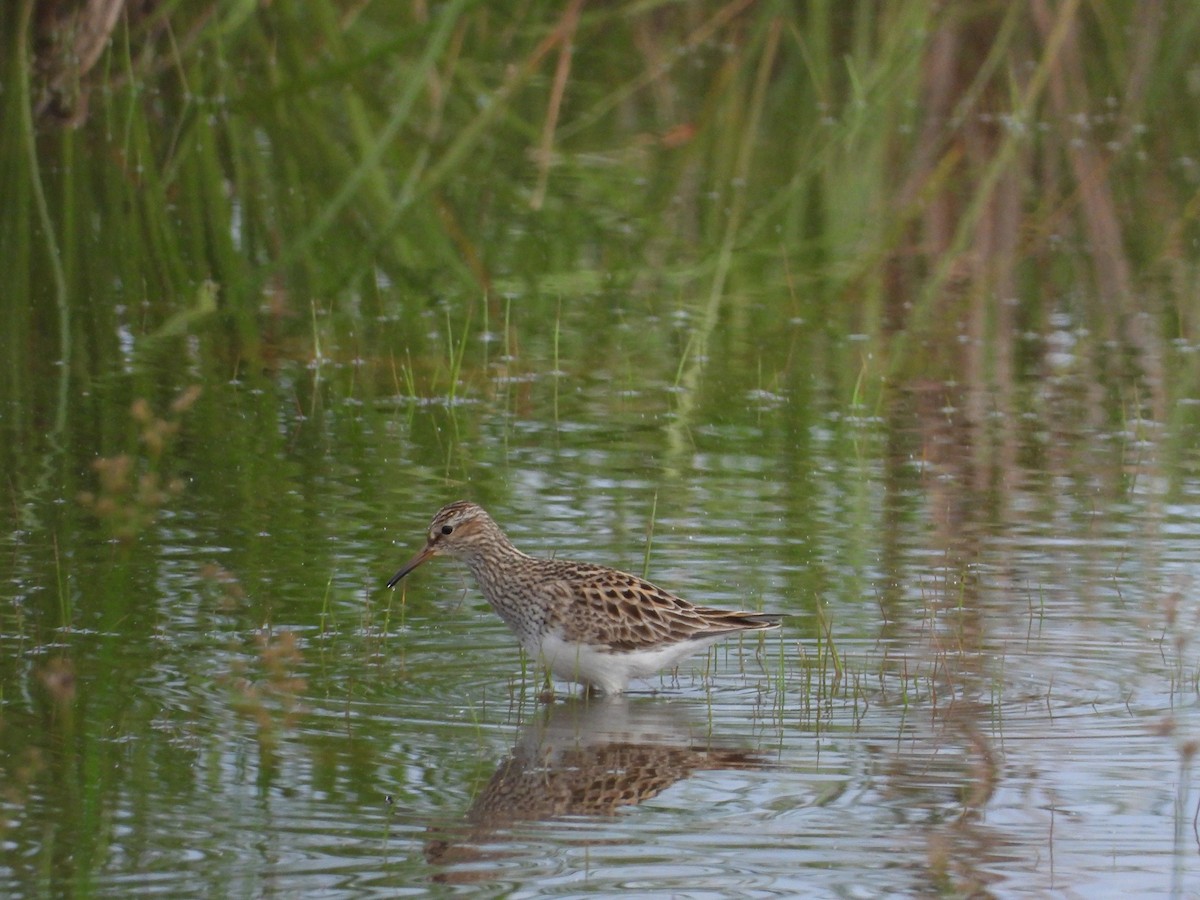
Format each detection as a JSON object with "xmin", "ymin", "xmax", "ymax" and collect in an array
[{"xmin": 7, "ymin": 2, "xmax": 1199, "ymax": 386}]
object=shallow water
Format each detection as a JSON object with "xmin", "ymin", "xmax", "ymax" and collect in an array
[
  {"xmin": 4, "ymin": 5, "xmax": 1200, "ymax": 893},
  {"xmin": 3, "ymin": 354, "xmax": 1198, "ymax": 896}
]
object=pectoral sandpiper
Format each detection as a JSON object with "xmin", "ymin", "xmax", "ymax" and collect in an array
[{"xmin": 386, "ymin": 501, "xmax": 782, "ymax": 694}]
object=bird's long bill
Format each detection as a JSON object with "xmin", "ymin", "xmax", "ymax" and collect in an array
[{"xmin": 386, "ymin": 544, "xmax": 436, "ymax": 589}]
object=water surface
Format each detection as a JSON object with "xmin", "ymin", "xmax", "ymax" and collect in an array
[
  {"xmin": 3, "ymin": 359, "xmax": 1198, "ymax": 896},
  {"xmin": 3, "ymin": 4, "xmax": 1200, "ymax": 896}
]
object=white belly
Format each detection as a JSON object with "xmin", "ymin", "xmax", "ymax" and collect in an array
[{"xmin": 528, "ymin": 632, "xmax": 725, "ymax": 694}]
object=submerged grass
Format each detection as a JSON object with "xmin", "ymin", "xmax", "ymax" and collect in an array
[
  {"xmin": 641, "ymin": 492, "xmax": 658, "ymax": 580},
  {"xmin": 443, "ymin": 304, "xmax": 472, "ymax": 405}
]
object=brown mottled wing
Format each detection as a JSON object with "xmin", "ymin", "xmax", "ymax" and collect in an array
[{"xmin": 539, "ymin": 560, "xmax": 780, "ymax": 651}]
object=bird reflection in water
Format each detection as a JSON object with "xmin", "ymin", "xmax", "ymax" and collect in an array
[{"xmin": 423, "ymin": 696, "xmax": 770, "ymax": 882}]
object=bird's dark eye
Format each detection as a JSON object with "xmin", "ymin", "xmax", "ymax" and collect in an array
[{"xmin": 440, "ymin": 524, "xmax": 454, "ymax": 535}]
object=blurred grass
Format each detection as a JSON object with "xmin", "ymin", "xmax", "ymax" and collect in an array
[{"xmin": 2, "ymin": 0, "xmax": 1200, "ymax": 420}]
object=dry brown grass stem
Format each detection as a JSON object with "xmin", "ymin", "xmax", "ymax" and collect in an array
[{"xmin": 530, "ymin": 0, "xmax": 585, "ymax": 211}]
